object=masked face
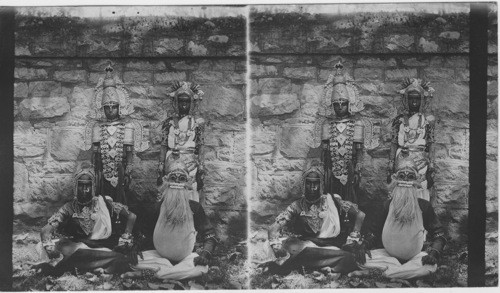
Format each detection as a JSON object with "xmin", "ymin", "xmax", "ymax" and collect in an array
[
  {"xmin": 304, "ymin": 172, "xmax": 321, "ymax": 202},
  {"xmin": 333, "ymin": 98, "xmax": 349, "ymax": 118},
  {"xmin": 104, "ymin": 103, "xmax": 119, "ymax": 120},
  {"xmin": 167, "ymin": 170, "xmax": 189, "ymax": 189},
  {"xmin": 407, "ymin": 91, "xmax": 422, "ymax": 113},
  {"xmin": 76, "ymin": 174, "xmax": 93, "ymax": 203},
  {"xmin": 177, "ymin": 94, "xmax": 191, "ymax": 116}
]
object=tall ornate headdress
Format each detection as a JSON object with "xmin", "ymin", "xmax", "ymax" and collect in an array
[
  {"xmin": 167, "ymin": 81, "xmax": 204, "ymax": 115},
  {"xmin": 302, "ymin": 161, "xmax": 325, "ymax": 195},
  {"xmin": 74, "ymin": 167, "xmax": 96, "ymax": 198},
  {"xmin": 320, "ymin": 61, "xmax": 363, "ymax": 117},
  {"xmin": 92, "ymin": 64, "xmax": 133, "ymax": 119},
  {"xmin": 398, "ymin": 78, "xmax": 434, "ymax": 113}
]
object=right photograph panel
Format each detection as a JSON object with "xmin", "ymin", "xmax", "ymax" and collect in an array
[{"xmin": 248, "ymin": 3, "xmax": 495, "ymax": 288}]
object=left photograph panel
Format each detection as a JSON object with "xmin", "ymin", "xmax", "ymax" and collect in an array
[{"xmin": 12, "ymin": 6, "xmax": 248, "ymax": 290}]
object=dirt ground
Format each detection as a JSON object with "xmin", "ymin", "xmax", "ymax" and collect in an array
[
  {"xmin": 11, "ymin": 220, "xmax": 497, "ymax": 290},
  {"xmin": 11, "ymin": 221, "xmax": 248, "ymax": 291}
]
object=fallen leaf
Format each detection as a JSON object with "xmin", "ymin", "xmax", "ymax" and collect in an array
[
  {"xmin": 329, "ymin": 281, "xmax": 340, "ymax": 288},
  {"xmin": 45, "ymin": 284, "xmax": 54, "ymax": 291},
  {"xmin": 386, "ymin": 282, "xmax": 402, "ymax": 288},
  {"xmin": 188, "ymin": 280, "xmax": 204, "ymax": 290},
  {"xmin": 375, "ymin": 282, "xmax": 387, "ymax": 288},
  {"xmin": 159, "ymin": 283, "xmax": 175, "ymax": 290},
  {"xmin": 271, "ymin": 282, "xmax": 279, "ymax": 289},
  {"xmin": 416, "ymin": 280, "xmax": 431, "ymax": 287},
  {"xmin": 102, "ymin": 282, "xmax": 112, "ymax": 290},
  {"xmin": 349, "ymin": 280, "xmax": 360, "ymax": 287},
  {"xmin": 148, "ymin": 282, "xmax": 160, "ymax": 290},
  {"xmin": 85, "ymin": 275, "xmax": 98, "ymax": 283}
]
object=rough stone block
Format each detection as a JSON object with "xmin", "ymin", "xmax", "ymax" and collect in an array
[
  {"xmin": 14, "ymin": 122, "xmax": 46, "ymax": 158},
  {"xmin": 129, "ymin": 98, "xmax": 167, "ymax": 120},
  {"xmin": 28, "ymin": 81, "xmax": 61, "ymax": 97},
  {"xmin": 487, "ymin": 120, "xmax": 497, "ymax": 158},
  {"xmin": 171, "ymin": 61, "xmax": 197, "ymax": 70},
  {"xmin": 14, "ymin": 162, "xmax": 29, "ymax": 203},
  {"xmin": 68, "ymin": 86, "xmax": 93, "ymax": 108},
  {"xmin": 126, "ymin": 61, "xmax": 166, "ymax": 71},
  {"xmin": 208, "ymin": 35, "xmax": 229, "ymax": 43},
  {"xmin": 385, "ymin": 69, "xmax": 418, "ymax": 81},
  {"xmin": 187, "ymin": 41, "xmax": 208, "ymax": 56},
  {"xmin": 456, "ymin": 68, "xmax": 470, "ymax": 82},
  {"xmin": 14, "ymin": 82, "xmax": 29, "ymax": 98},
  {"xmin": 486, "ymin": 159, "xmax": 498, "ymax": 214},
  {"xmin": 153, "ymin": 38, "xmax": 184, "ymax": 55},
  {"xmin": 488, "ymin": 80, "xmax": 498, "ymax": 96},
  {"xmin": 385, "ymin": 34, "xmax": 415, "ymax": 52},
  {"xmin": 19, "ymin": 97, "xmax": 70, "ymax": 119},
  {"xmin": 251, "ymin": 94, "xmax": 300, "ymax": 116},
  {"xmin": 360, "ymin": 95, "xmax": 396, "ymax": 118},
  {"xmin": 14, "ymin": 68, "xmax": 48, "ymax": 80},
  {"xmin": 252, "ymin": 124, "xmax": 277, "ymax": 155},
  {"xmin": 423, "ymin": 68, "xmax": 455, "ymax": 81},
  {"xmin": 434, "ymin": 182, "xmax": 469, "ymax": 208},
  {"xmin": 123, "ymin": 71, "xmax": 153, "ymax": 84},
  {"xmin": 279, "ymin": 125, "xmax": 315, "ymax": 158},
  {"xmin": 23, "ymin": 158, "xmax": 77, "ymax": 175},
  {"xmin": 357, "ymin": 58, "xmax": 397, "ymax": 67},
  {"xmin": 431, "ymin": 83, "xmax": 469, "ymax": 117},
  {"xmin": 444, "ymin": 56, "xmax": 468, "ymax": 68},
  {"xmin": 258, "ymin": 78, "xmax": 292, "ymax": 94},
  {"xmin": 254, "ymin": 171, "xmax": 303, "ymax": 201},
  {"xmin": 204, "ymin": 162, "xmax": 245, "ymax": 186},
  {"xmin": 435, "ymin": 159, "xmax": 468, "ymax": 183},
  {"xmin": 251, "ymin": 65, "xmax": 278, "ymax": 77},
  {"xmin": 204, "ymin": 185, "xmax": 245, "ymax": 208},
  {"xmin": 53, "ymin": 70, "xmax": 87, "ymax": 83},
  {"xmin": 154, "ymin": 72, "xmax": 187, "ymax": 84},
  {"xmin": 300, "ymin": 83, "xmax": 323, "ymax": 105},
  {"xmin": 192, "ymin": 71, "xmax": 224, "ymax": 83},
  {"xmin": 50, "ymin": 127, "xmax": 85, "ymax": 161},
  {"xmin": 27, "ymin": 174, "xmax": 74, "ymax": 203},
  {"xmin": 283, "ymin": 67, "xmax": 316, "ymax": 80},
  {"xmin": 360, "ymin": 157, "xmax": 390, "ymax": 200},
  {"xmin": 402, "ymin": 57, "xmax": 429, "ymax": 67},
  {"xmin": 225, "ymin": 72, "xmax": 245, "ymax": 84},
  {"xmin": 418, "ymin": 37, "xmax": 439, "ymax": 52},
  {"xmin": 354, "ymin": 68, "xmax": 383, "ymax": 80},
  {"xmin": 198, "ymin": 85, "xmax": 245, "ymax": 118},
  {"xmin": 439, "ymin": 31, "xmax": 461, "ymax": 40},
  {"xmin": 253, "ymin": 153, "xmax": 307, "ymax": 173},
  {"xmin": 213, "ymin": 60, "xmax": 236, "ymax": 71}
]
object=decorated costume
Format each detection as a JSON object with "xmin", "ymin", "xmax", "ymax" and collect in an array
[
  {"xmin": 264, "ymin": 165, "xmax": 365, "ymax": 275},
  {"xmin": 158, "ymin": 81, "xmax": 205, "ymax": 203},
  {"xmin": 361, "ymin": 157, "xmax": 447, "ymax": 279},
  {"xmin": 85, "ymin": 65, "xmax": 147, "ymax": 205},
  {"xmin": 38, "ymin": 168, "xmax": 138, "ymax": 276},
  {"xmin": 125, "ymin": 160, "xmax": 217, "ymax": 281},
  {"xmin": 315, "ymin": 61, "xmax": 372, "ymax": 204},
  {"xmin": 389, "ymin": 78, "xmax": 436, "ymax": 201}
]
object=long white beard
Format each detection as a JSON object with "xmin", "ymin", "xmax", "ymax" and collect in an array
[
  {"xmin": 161, "ymin": 187, "xmax": 193, "ymax": 226},
  {"xmin": 390, "ymin": 186, "xmax": 420, "ymax": 225}
]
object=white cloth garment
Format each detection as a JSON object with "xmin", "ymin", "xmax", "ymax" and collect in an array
[
  {"xmin": 361, "ymin": 248, "xmax": 437, "ymax": 279},
  {"xmin": 135, "ymin": 250, "xmax": 208, "ymax": 280},
  {"xmin": 318, "ymin": 194, "xmax": 341, "ymax": 238},
  {"xmin": 90, "ymin": 196, "xmax": 112, "ymax": 240}
]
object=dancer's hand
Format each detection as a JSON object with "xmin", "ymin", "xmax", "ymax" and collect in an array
[
  {"xmin": 194, "ymin": 250, "xmax": 211, "ymax": 266},
  {"xmin": 342, "ymin": 241, "xmax": 370, "ymax": 264},
  {"xmin": 422, "ymin": 250, "xmax": 438, "ymax": 265}
]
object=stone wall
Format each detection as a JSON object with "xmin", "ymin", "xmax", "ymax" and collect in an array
[
  {"xmin": 249, "ymin": 3, "xmax": 497, "ymax": 257},
  {"xmin": 12, "ymin": 7, "xmax": 247, "ymax": 244}
]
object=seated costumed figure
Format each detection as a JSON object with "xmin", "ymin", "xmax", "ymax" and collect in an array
[
  {"xmin": 360, "ymin": 156, "xmax": 447, "ymax": 279},
  {"xmin": 38, "ymin": 166, "xmax": 139, "ymax": 276},
  {"xmin": 122, "ymin": 159, "xmax": 217, "ymax": 281},
  {"xmin": 263, "ymin": 164, "xmax": 367, "ymax": 275},
  {"xmin": 158, "ymin": 81, "xmax": 205, "ymax": 203},
  {"xmin": 388, "ymin": 78, "xmax": 436, "ymax": 201}
]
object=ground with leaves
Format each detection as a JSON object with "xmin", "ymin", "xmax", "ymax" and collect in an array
[
  {"xmin": 249, "ymin": 240, "xmax": 470, "ymax": 289},
  {"xmin": 12, "ymin": 220, "xmax": 248, "ymax": 291}
]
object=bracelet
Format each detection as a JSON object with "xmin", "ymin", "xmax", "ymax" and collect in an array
[
  {"xmin": 349, "ymin": 231, "xmax": 361, "ymax": 238},
  {"xmin": 121, "ymin": 232, "xmax": 132, "ymax": 239}
]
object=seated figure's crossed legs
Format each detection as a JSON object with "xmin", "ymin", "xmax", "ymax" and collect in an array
[
  {"xmin": 123, "ymin": 250, "xmax": 208, "ymax": 281},
  {"xmin": 360, "ymin": 249, "xmax": 437, "ymax": 279}
]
